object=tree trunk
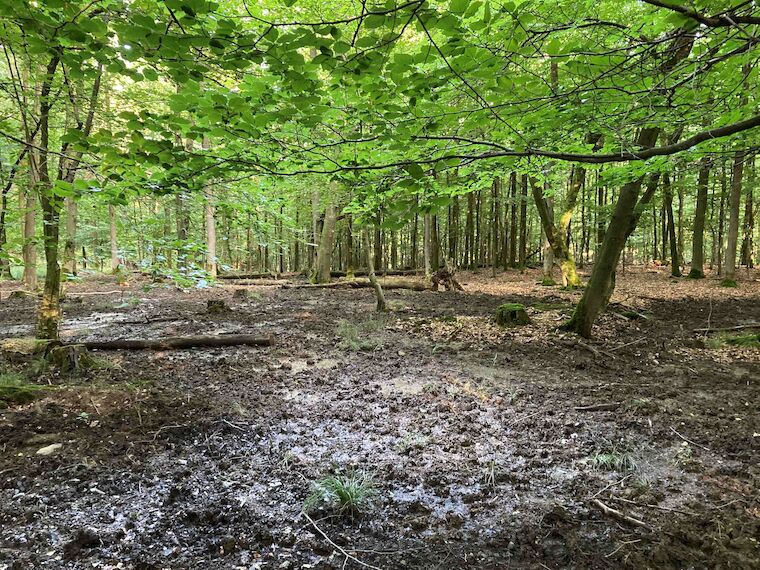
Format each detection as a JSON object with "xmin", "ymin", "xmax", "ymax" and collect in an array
[
  {"xmin": 740, "ymin": 154, "xmax": 754, "ymax": 268},
  {"xmin": 519, "ymin": 174, "xmax": 528, "ymax": 267},
  {"xmin": 313, "ymin": 203, "xmax": 337, "ymax": 284},
  {"xmin": 566, "ymin": 127, "xmax": 660, "ymax": 338},
  {"xmin": 62, "ymin": 197, "xmax": 77, "ymax": 276},
  {"xmin": 508, "ymin": 172, "xmax": 517, "ymax": 267},
  {"xmin": 423, "ymin": 213, "xmax": 432, "ymax": 277},
  {"xmin": 109, "ymin": 205, "xmax": 119, "ymax": 272},
  {"xmin": 722, "ymin": 151, "xmax": 745, "ymax": 285},
  {"xmin": 689, "ymin": 157, "xmax": 710, "ymax": 278},
  {"xmin": 465, "ymin": 192, "xmax": 475, "ymax": 268},
  {"xmin": 21, "ymin": 187, "xmax": 37, "ymax": 289},
  {"xmin": 345, "ymin": 213, "xmax": 355, "ymax": 278},
  {"xmin": 663, "ymin": 174, "xmax": 681, "ymax": 276},
  {"xmin": 363, "ymin": 228, "xmax": 386, "ymax": 312}
]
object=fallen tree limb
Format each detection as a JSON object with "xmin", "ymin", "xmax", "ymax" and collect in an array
[
  {"xmin": 77, "ymin": 334, "xmax": 273, "ymax": 351},
  {"xmin": 670, "ymin": 426, "xmax": 711, "ymax": 452},
  {"xmin": 693, "ymin": 322, "xmax": 760, "ymax": 333},
  {"xmin": 330, "ymin": 268, "xmax": 419, "ymax": 278},
  {"xmin": 591, "ymin": 498, "xmax": 651, "ymax": 530},
  {"xmin": 301, "ymin": 512, "xmax": 381, "ymax": 570},
  {"xmin": 575, "ymin": 402, "xmax": 622, "ymax": 412},
  {"xmin": 283, "ymin": 278, "xmax": 431, "ymax": 291}
]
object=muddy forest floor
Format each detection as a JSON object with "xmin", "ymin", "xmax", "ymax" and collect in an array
[{"xmin": 0, "ymin": 266, "xmax": 758, "ymax": 569}]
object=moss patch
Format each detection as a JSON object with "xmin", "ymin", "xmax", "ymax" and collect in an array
[{"xmin": 496, "ymin": 303, "xmax": 530, "ymax": 326}]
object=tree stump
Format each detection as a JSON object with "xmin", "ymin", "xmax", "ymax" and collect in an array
[
  {"xmin": 431, "ymin": 257, "xmax": 464, "ymax": 291},
  {"xmin": 207, "ymin": 299, "xmax": 230, "ymax": 314},
  {"xmin": 48, "ymin": 344, "xmax": 93, "ymax": 373},
  {"xmin": 496, "ymin": 303, "xmax": 530, "ymax": 326}
]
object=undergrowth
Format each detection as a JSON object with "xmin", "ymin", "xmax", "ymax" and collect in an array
[
  {"xmin": 706, "ymin": 332, "xmax": 760, "ymax": 349},
  {"xmin": 0, "ymin": 371, "xmax": 49, "ymax": 406},
  {"xmin": 589, "ymin": 449, "xmax": 638, "ymax": 472},
  {"xmin": 304, "ymin": 471, "xmax": 375, "ymax": 515},
  {"xmin": 336, "ymin": 318, "xmax": 385, "ymax": 351}
]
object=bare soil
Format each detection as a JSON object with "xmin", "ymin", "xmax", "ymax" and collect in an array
[{"xmin": 0, "ymin": 266, "xmax": 758, "ymax": 569}]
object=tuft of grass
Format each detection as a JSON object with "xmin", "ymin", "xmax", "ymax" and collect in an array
[
  {"xmin": 336, "ymin": 319, "xmax": 384, "ymax": 351},
  {"xmin": 0, "ymin": 372, "xmax": 49, "ymax": 405},
  {"xmin": 589, "ymin": 450, "xmax": 638, "ymax": 472},
  {"xmin": 719, "ymin": 278, "xmax": 738, "ymax": 288},
  {"xmin": 626, "ymin": 398, "xmax": 654, "ymax": 414},
  {"xmin": 304, "ymin": 471, "xmax": 376, "ymax": 515},
  {"xmin": 673, "ymin": 442, "xmax": 695, "ymax": 467},
  {"xmin": 395, "ymin": 432, "xmax": 430, "ymax": 453},
  {"xmin": 706, "ymin": 332, "xmax": 760, "ymax": 349}
]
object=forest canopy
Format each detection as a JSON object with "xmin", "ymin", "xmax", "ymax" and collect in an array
[{"xmin": 0, "ymin": 0, "xmax": 758, "ymax": 338}]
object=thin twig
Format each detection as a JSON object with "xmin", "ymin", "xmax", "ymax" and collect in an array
[
  {"xmin": 670, "ymin": 426, "xmax": 711, "ymax": 451},
  {"xmin": 591, "ymin": 498, "xmax": 651, "ymax": 530},
  {"xmin": 609, "ymin": 337, "xmax": 646, "ymax": 352},
  {"xmin": 609, "ymin": 496, "xmax": 698, "ymax": 516},
  {"xmin": 587, "ymin": 474, "xmax": 633, "ymax": 500},
  {"xmin": 301, "ymin": 511, "xmax": 383, "ymax": 570}
]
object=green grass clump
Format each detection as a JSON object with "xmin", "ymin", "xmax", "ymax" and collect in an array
[
  {"xmin": 0, "ymin": 372, "xmax": 48, "ymax": 406},
  {"xmin": 304, "ymin": 471, "xmax": 375, "ymax": 515},
  {"xmin": 706, "ymin": 332, "xmax": 760, "ymax": 349},
  {"xmin": 336, "ymin": 319, "xmax": 384, "ymax": 351},
  {"xmin": 719, "ymin": 278, "xmax": 738, "ymax": 288},
  {"xmin": 589, "ymin": 450, "xmax": 638, "ymax": 472}
]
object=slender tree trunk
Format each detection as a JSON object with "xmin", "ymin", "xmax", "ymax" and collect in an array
[
  {"xmin": 722, "ymin": 151, "xmax": 745, "ymax": 285},
  {"xmin": 518, "ymin": 174, "xmax": 528, "ymax": 268},
  {"xmin": 717, "ymin": 161, "xmax": 727, "ymax": 275},
  {"xmin": 508, "ymin": 172, "xmax": 517, "ymax": 267},
  {"xmin": 345, "ymin": 213, "xmax": 355, "ymax": 278},
  {"xmin": 740, "ymin": 154, "xmax": 754, "ymax": 268},
  {"xmin": 204, "ymin": 193, "xmax": 217, "ymax": 278},
  {"xmin": 689, "ymin": 157, "xmax": 710, "ymax": 278},
  {"xmin": 363, "ymin": 228, "xmax": 386, "ymax": 312},
  {"xmin": 21, "ymin": 187, "xmax": 37, "ymax": 289},
  {"xmin": 109, "ymin": 205, "xmax": 119, "ymax": 272},
  {"xmin": 423, "ymin": 213, "xmax": 432, "ymax": 277},
  {"xmin": 465, "ymin": 192, "xmax": 475, "ymax": 268},
  {"xmin": 62, "ymin": 198, "xmax": 77, "ymax": 275},
  {"xmin": 566, "ymin": 127, "xmax": 661, "ymax": 337},
  {"xmin": 491, "ymin": 177, "xmax": 500, "ymax": 277},
  {"xmin": 313, "ymin": 203, "xmax": 337, "ymax": 284},
  {"xmin": 449, "ymin": 196, "xmax": 459, "ymax": 264},
  {"xmin": 663, "ymin": 174, "xmax": 681, "ymax": 276}
]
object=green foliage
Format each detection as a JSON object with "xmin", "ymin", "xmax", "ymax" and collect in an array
[
  {"xmin": 589, "ymin": 450, "xmax": 638, "ymax": 473},
  {"xmin": 304, "ymin": 471, "xmax": 376, "ymax": 515},
  {"xmin": 0, "ymin": 372, "xmax": 48, "ymax": 406},
  {"xmin": 336, "ymin": 318, "xmax": 385, "ymax": 351},
  {"xmin": 706, "ymin": 332, "xmax": 760, "ymax": 349}
]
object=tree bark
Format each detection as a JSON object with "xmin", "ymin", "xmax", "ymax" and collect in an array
[
  {"xmin": 313, "ymin": 203, "xmax": 337, "ymax": 284},
  {"xmin": 689, "ymin": 157, "xmax": 710, "ymax": 278},
  {"xmin": 663, "ymin": 174, "xmax": 681, "ymax": 276},
  {"xmin": 62, "ymin": 198, "xmax": 78, "ymax": 275},
  {"xmin": 363, "ymin": 228, "xmax": 386, "ymax": 311},
  {"xmin": 109, "ymin": 204, "xmax": 119, "ymax": 272},
  {"xmin": 722, "ymin": 151, "xmax": 745, "ymax": 285},
  {"xmin": 566, "ymin": 128, "xmax": 660, "ymax": 337}
]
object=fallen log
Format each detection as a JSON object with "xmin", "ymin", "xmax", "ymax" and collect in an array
[
  {"xmin": 693, "ymin": 322, "xmax": 760, "ymax": 333},
  {"xmin": 79, "ymin": 334, "xmax": 273, "ymax": 351},
  {"xmin": 329, "ymin": 269, "xmax": 420, "ymax": 278},
  {"xmin": 218, "ymin": 272, "xmax": 283, "ymax": 280},
  {"xmin": 283, "ymin": 278, "xmax": 431, "ymax": 291}
]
